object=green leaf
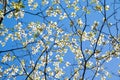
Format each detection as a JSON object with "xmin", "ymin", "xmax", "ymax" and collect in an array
[
  {"xmin": 12, "ymin": 56, "xmax": 16, "ymax": 61},
  {"xmin": 34, "ymin": 32, "xmax": 39, "ymax": 39}
]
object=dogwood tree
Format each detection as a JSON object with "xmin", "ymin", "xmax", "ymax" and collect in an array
[{"xmin": 0, "ymin": 0, "xmax": 120, "ymax": 80}]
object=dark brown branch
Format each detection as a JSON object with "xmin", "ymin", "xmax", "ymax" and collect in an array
[{"xmin": 25, "ymin": 47, "xmax": 47, "ymax": 80}]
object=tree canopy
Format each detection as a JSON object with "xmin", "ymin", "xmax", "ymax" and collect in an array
[{"xmin": 0, "ymin": 0, "xmax": 120, "ymax": 80}]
